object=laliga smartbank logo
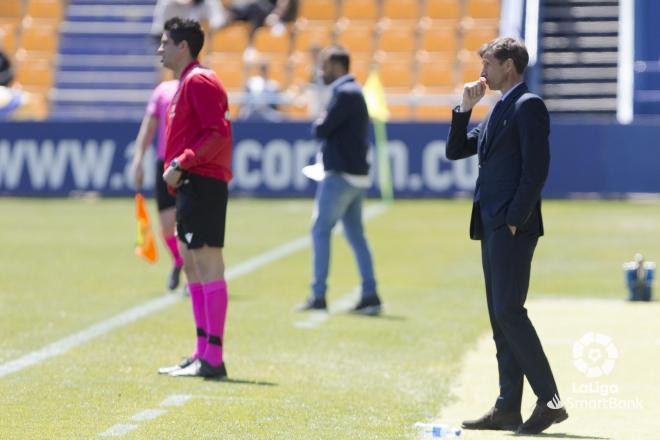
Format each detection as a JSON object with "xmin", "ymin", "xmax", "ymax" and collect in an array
[
  {"xmin": 568, "ymin": 332, "xmax": 643, "ymax": 410},
  {"xmin": 572, "ymin": 332, "xmax": 618, "ymax": 378}
]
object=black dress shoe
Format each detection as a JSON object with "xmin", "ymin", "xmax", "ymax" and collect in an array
[
  {"xmin": 516, "ymin": 403, "xmax": 568, "ymax": 435},
  {"xmin": 169, "ymin": 359, "xmax": 228, "ymax": 379},
  {"xmin": 351, "ymin": 295, "xmax": 382, "ymax": 316},
  {"xmin": 462, "ymin": 407, "xmax": 522, "ymax": 431},
  {"xmin": 294, "ymin": 296, "xmax": 327, "ymax": 312}
]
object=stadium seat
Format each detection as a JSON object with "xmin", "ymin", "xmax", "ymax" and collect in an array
[
  {"xmin": 0, "ymin": 22, "xmax": 18, "ymax": 54},
  {"xmin": 466, "ymin": 0, "xmax": 501, "ymax": 20},
  {"xmin": 377, "ymin": 20, "xmax": 418, "ymax": 54},
  {"xmin": 423, "ymin": 0, "xmax": 461, "ymax": 20},
  {"xmin": 283, "ymin": 101, "xmax": 311, "ymax": 120},
  {"xmin": 15, "ymin": 56, "xmax": 53, "ymax": 89},
  {"xmin": 0, "ymin": 0, "xmax": 23, "ymax": 20},
  {"xmin": 253, "ymin": 26, "xmax": 292, "ymax": 54},
  {"xmin": 462, "ymin": 22, "xmax": 498, "ymax": 51},
  {"xmin": 293, "ymin": 23, "xmax": 333, "ymax": 53},
  {"xmin": 417, "ymin": 58, "xmax": 453, "ymax": 90},
  {"xmin": 469, "ymin": 103, "xmax": 490, "ymax": 120},
  {"xmin": 298, "ymin": 0, "xmax": 338, "ymax": 21},
  {"xmin": 20, "ymin": 19, "xmax": 59, "ymax": 54},
  {"xmin": 289, "ymin": 50, "xmax": 322, "ymax": 86},
  {"xmin": 419, "ymin": 23, "xmax": 458, "ymax": 54},
  {"xmin": 336, "ymin": 22, "xmax": 376, "ymax": 55},
  {"xmin": 382, "ymin": 0, "xmax": 420, "ymax": 20},
  {"xmin": 247, "ymin": 55, "xmax": 289, "ymax": 87},
  {"xmin": 12, "ymin": 90, "xmax": 48, "ymax": 120},
  {"xmin": 207, "ymin": 55, "xmax": 245, "ymax": 90},
  {"xmin": 341, "ymin": 0, "xmax": 380, "ymax": 21},
  {"xmin": 377, "ymin": 56, "xmax": 415, "ymax": 90},
  {"xmin": 228, "ymin": 102, "xmax": 240, "ymax": 120},
  {"xmin": 460, "ymin": 58, "xmax": 484, "ymax": 84},
  {"xmin": 350, "ymin": 57, "xmax": 372, "ymax": 85},
  {"xmin": 210, "ymin": 23, "xmax": 250, "ymax": 53},
  {"xmin": 415, "ymin": 103, "xmax": 453, "ymax": 121},
  {"xmin": 25, "ymin": 0, "xmax": 63, "ymax": 20},
  {"xmin": 388, "ymin": 103, "xmax": 414, "ymax": 120}
]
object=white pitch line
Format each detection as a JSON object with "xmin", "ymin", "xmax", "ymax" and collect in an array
[
  {"xmin": 0, "ymin": 203, "xmax": 387, "ymax": 379},
  {"xmin": 159, "ymin": 394, "xmax": 193, "ymax": 407},
  {"xmin": 98, "ymin": 424, "xmax": 138, "ymax": 437},
  {"xmin": 129, "ymin": 409, "xmax": 167, "ymax": 421}
]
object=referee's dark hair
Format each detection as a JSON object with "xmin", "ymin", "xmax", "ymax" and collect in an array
[
  {"xmin": 478, "ymin": 37, "xmax": 529, "ymax": 75},
  {"xmin": 164, "ymin": 17, "xmax": 205, "ymax": 59},
  {"xmin": 323, "ymin": 45, "xmax": 350, "ymax": 73}
]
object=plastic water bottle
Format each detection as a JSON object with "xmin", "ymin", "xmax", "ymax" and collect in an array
[{"xmin": 414, "ymin": 422, "xmax": 462, "ymax": 438}]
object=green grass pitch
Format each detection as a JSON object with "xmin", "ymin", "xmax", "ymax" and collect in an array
[{"xmin": 0, "ymin": 198, "xmax": 658, "ymax": 438}]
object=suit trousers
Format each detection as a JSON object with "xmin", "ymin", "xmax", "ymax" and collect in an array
[{"xmin": 480, "ymin": 223, "xmax": 558, "ymax": 412}]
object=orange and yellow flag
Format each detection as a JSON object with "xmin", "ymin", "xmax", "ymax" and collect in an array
[{"xmin": 134, "ymin": 193, "xmax": 158, "ymax": 263}]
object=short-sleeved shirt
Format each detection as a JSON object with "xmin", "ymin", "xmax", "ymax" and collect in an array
[
  {"xmin": 164, "ymin": 61, "xmax": 233, "ymax": 182},
  {"xmin": 146, "ymin": 80, "xmax": 178, "ymax": 160}
]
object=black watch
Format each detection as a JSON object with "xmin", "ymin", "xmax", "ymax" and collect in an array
[{"xmin": 169, "ymin": 159, "xmax": 182, "ymax": 171}]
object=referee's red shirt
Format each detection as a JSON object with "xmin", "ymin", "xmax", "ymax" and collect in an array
[{"xmin": 165, "ymin": 61, "xmax": 233, "ymax": 182}]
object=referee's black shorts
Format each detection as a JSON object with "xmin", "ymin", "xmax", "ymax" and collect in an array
[
  {"xmin": 175, "ymin": 172, "xmax": 228, "ymax": 249},
  {"xmin": 155, "ymin": 159, "xmax": 176, "ymax": 211}
]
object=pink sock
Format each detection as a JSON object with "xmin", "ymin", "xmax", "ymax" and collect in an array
[
  {"xmin": 164, "ymin": 235, "xmax": 184, "ymax": 268},
  {"xmin": 202, "ymin": 279, "xmax": 228, "ymax": 367},
  {"xmin": 188, "ymin": 282, "xmax": 207, "ymax": 359}
]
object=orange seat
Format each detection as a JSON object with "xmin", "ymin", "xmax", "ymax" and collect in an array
[
  {"xmin": 382, "ymin": 0, "xmax": 420, "ymax": 20},
  {"xmin": 377, "ymin": 56, "xmax": 415, "ymax": 90},
  {"xmin": 388, "ymin": 103, "xmax": 413, "ymax": 120},
  {"xmin": 0, "ymin": 0, "xmax": 23, "ymax": 19},
  {"xmin": 350, "ymin": 57, "xmax": 372, "ymax": 85},
  {"xmin": 20, "ymin": 19, "xmax": 59, "ymax": 53},
  {"xmin": 245, "ymin": 56, "xmax": 289, "ymax": 87},
  {"xmin": 415, "ymin": 103, "xmax": 453, "ymax": 121},
  {"xmin": 283, "ymin": 101, "xmax": 311, "ymax": 120},
  {"xmin": 423, "ymin": 0, "xmax": 461, "ymax": 20},
  {"xmin": 417, "ymin": 58, "xmax": 453, "ymax": 90},
  {"xmin": 377, "ymin": 20, "xmax": 417, "ymax": 53},
  {"xmin": 468, "ymin": 103, "xmax": 490, "ymax": 120},
  {"xmin": 466, "ymin": 0, "xmax": 501, "ymax": 20},
  {"xmin": 25, "ymin": 0, "xmax": 63, "ymax": 20},
  {"xmin": 341, "ymin": 0, "xmax": 380, "ymax": 21},
  {"xmin": 419, "ymin": 24, "xmax": 458, "ymax": 54},
  {"xmin": 12, "ymin": 90, "xmax": 49, "ymax": 120},
  {"xmin": 298, "ymin": 0, "xmax": 338, "ymax": 21},
  {"xmin": 460, "ymin": 58, "xmax": 484, "ymax": 84},
  {"xmin": 294, "ymin": 23, "xmax": 333, "ymax": 53},
  {"xmin": 15, "ymin": 57, "xmax": 53, "ymax": 88},
  {"xmin": 211, "ymin": 23, "xmax": 250, "ymax": 53},
  {"xmin": 336, "ymin": 22, "xmax": 376, "ymax": 55},
  {"xmin": 0, "ymin": 22, "xmax": 18, "ymax": 53},
  {"xmin": 253, "ymin": 26, "xmax": 291, "ymax": 54},
  {"xmin": 207, "ymin": 55, "xmax": 245, "ymax": 90},
  {"xmin": 462, "ymin": 23, "xmax": 498, "ymax": 51}
]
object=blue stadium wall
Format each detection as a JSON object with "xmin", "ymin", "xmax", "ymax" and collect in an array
[{"xmin": 0, "ymin": 120, "xmax": 658, "ymax": 198}]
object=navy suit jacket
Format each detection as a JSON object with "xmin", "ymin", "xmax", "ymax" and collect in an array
[
  {"xmin": 312, "ymin": 75, "xmax": 370, "ymax": 175},
  {"xmin": 446, "ymin": 83, "xmax": 550, "ymax": 240}
]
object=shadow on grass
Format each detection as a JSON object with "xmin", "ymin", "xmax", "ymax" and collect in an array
[
  {"xmin": 204, "ymin": 377, "xmax": 277, "ymax": 387},
  {"xmin": 506, "ymin": 433, "xmax": 609, "ymax": 439}
]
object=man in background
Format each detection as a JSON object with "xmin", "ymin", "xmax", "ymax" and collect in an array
[{"xmin": 295, "ymin": 45, "xmax": 382, "ymax": 316}]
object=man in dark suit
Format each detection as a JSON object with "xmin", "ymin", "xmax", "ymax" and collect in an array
[
  {"xmin": 295, "ymin": 45, "xmax": 382, "ymax": 315},
  {"xmin": 446, "ymin": 37, "xmax": 568, "ymax": 435}
]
